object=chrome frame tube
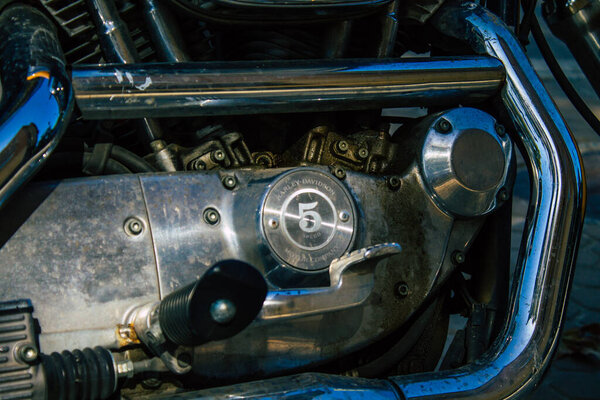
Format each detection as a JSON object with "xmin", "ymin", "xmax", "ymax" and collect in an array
[
  {"xmin": 157, "ymin": 3, "xmax": 586, "ymax": 399},
  {"xmin": 0, "ymin": 4, "xmax": 74, "ymax": 209},
  {"xmin": 71, "ymin": 56, "xmax": 505, "ymax": 119}
]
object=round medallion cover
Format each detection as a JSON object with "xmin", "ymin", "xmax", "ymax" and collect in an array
[{"xmin": 261, "ymin": 169, "xmax": 356, "ymax": 271}]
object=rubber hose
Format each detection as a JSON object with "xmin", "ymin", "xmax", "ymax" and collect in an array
[
  {"xmin": 110, "ymin": 145, "xmax": 157, "ymax": 173},
  {"xmin": 41, "ymin": 346, "xmax": 116, "ymax": 400}
]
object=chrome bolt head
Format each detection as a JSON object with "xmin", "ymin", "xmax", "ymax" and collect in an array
[
  {"xmin": 497, "ymin": 188, "xmax": 510, "ymax": 202},
  {"xmin": 387, "ymin": 176, "xmax": 402, "ymax": 191},
  {"xmin": 357, "ymin": 148, "xmax": 369, "ymax": 159},
  {"xmin": 268, "ymin": 218, "xmax": 279, "ymax": 229},
  {"xmin": 124, "ymin": 217, "xmax": 144, "ymax": 236},
  {"xmin": 435, "ymin": 118, "xmax": 452, "ymax": 133},
  {"xmin": 330, "ymin": 165, "xmax": 346, "ymax": 180},
  {"xmin": 336, "ymin": 140, "xmax": 349, "ymax": 153},
  {"xmin": 222, "ymin": 175, "xmax": 237, "ymax": 190},
  {"xmin": 452, "ymin": 250, "xmax": 466, "ymax": 265},
  {"xmin": 18, "ymin": 344, "xmax": 38, "ymax": 363},
  {"xmin": 210, "ymin": 299, "xmax": 236, "ymax": 324},
  {"xmin": 396, "ymin": 282, "xmax": 410, "ymax": 298},
  {"xmin": 495, "ymin": 123, "xmax": 506, "ymax": 137},
  {"xmin": 203, "ymin": 208, "xmax": 220, "ymax": 225},
  {"xmin": 212, "ymin": 149, "xmax": 226, "ymax": 162},
  {"xmin": 338, "ymin": 210, "xmax": 350, "ymax": 222}
]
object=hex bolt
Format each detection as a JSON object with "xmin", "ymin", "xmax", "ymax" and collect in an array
[
  {"xmin": 452, "ymin": 250, "xmax": 466, "ymax": 265},
  {"xmin": 222, "ymin": 175, "xmax": 237, "ymax": 190},
  {"xmin": 497, "ymin": 187, "xmax": 510, "ymax": 202},
  {"xmin": 17, "ymin": 344, "xmax": 38, "ymax": 363},
  {"xmin": 495, "ymin": 123, "xmax": 506, "ymax": 137},
  {"xmin": 396, "ymin": 282, "xmax": 410, "ymax": 298},
  {"xmin": 203, "ymin": 208, "xmax": 220, "ymax": 225},
  {"xmin": 338, "ymin": 210, "xmax": 350, "ymax": 222},
  {"xmin": 210, "ymin": 299, "xmax": 237, "ymax": 324},
  {"xmin": 330, "ymin": 165, "xmax": 346, "ymax": 180},
  {"xmin": 336, "ymin": 140, "xmax": 349, "ymax": 153},
  {"xmin": 124, "ymin": 217, "xmax": 144, "ymax": 236},
  {"xmin": 435, "ymin": 118, "xmax": 452, "ymax": 133},
  {"xmin": 268, "ymin": 218, "xmax": 279, "ymax": 229},
  {"xmin": 211, "ymin": 149, "xmax": 226, "ymax": 162},
  {"xmin": 176, "ymin": 352, "xmax": 193, "ymax": 369},
  {"xmin": 357, "ymin": 148, "xmax": 369, "ymax": 159},
  {"xmin": 387, "ymin": 176, "xmax": 402, "ymax": 191}
]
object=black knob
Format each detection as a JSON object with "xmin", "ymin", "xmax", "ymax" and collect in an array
[{"xmin": 158, "ymin": 260, "xmax": 267, "ymax": 346}]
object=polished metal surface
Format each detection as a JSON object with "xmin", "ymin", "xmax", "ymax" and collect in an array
[
  {"xmin": 0, "ymin": 5, "xmax": 74, "ymax": 209},
  {"xmin": 157, "ymin": 3, "xmax": 585, "ymax": 398},
  {"xmin": 0, "ymin": 164, "xmax": 482, "ymax": 375},
  {"xmin": 0, "ymin": 175, "xmax": 159, "ymax": 353},
  {"xmin": 141, "ymin": 0, "xmax": 190, "ymax": 62},
  {"xmin": 390, "ymin": 2, "xmax": 586, "ymax": 398},
  {"xmin": 261, "ymin": 169, "xmax": 356, "ymax": 271},
  {"xmin": 71, "ymin": 57, "xmax": 505, "ymax": 119},
  {"xmin": 257, "ymin": 243, "xmax": 401, "ymax": 323},
  {"xmin": 420, "ymin": 107, "xmax": 513, "ymax": 217}
]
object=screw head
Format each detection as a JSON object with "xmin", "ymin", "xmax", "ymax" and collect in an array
[
  {"xmin": 212, "ymin": 149, "xmax": 226, "ymax": 162},
  {"xmin": 452, "ymin": 250, "xmax": 466, "ymax": 265},
  {"xmin": 435, "ymin": 118, "xmax": 452, "ymax": 133},
  {"xmin": 336, "ymin": 140, "xmax": 349, "ymax": 153},
  {"xmin": 330, "ymin": 165, "xmax": 346, "ymax": 180},
  {"xmin": 338, "ymin": 210, "xmax": 350, "ymax": 222},
  {"xmin": 357, "ymin": 148, "xmax": 369, "ymax": 159},
  {"xmin": 495, "ymin": 123, "xmax": 506, "ymax": 137},
  {"xmin": 396, "ymin": 282, "xmax": 410, "ymax": 298},
  {"xmin": 18, "ymin": 344, "xmax": 38, "ymax": 363},
  {"xmin": 497, "ymin": 188, "xmax": 510, "ymax": 202},
  {"xmin": 222, "ymin": 175, "xmax": 237, "ymax": 190},
  {"xmin": 210, "ymin": 299, "xmax": 237, "ymax": 324},
  {"xmin": 203, "ymin": 208, "xmax": 220, "ymax": 225},
  {"xmin": 124, "ymin": 217, "xmax": 144, "ymax": 236},
  {"xmin": 387, "ymin": 176, "xmax": 402, "ymax": 191},
  {"xmin": 268, "ymin": 218, "xmax": 279, "ymax": 229}
]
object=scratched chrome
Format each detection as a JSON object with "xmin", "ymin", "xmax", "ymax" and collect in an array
[
  {"xmin": 163, "ymin": 3, "xmax": 585, "ymax": 399},
  {"xmin": 0, "ymin": 5, "xmax": 74, "ymax": 209},
  {"xmin": 71, "ymin": 56, "xmax": 505, "ymax": 119}
]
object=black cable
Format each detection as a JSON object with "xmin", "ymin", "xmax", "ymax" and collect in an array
[
  {"xmin": 110, "ymin": 145, "xmax": 157, "ymax": 173},
  {"xmin": 518, "ymin": 0, "xmax": 537, "ymax": 44},
  {"xmin": 531, "ymin": 15, "xmax": 600, "ymax": 136}
]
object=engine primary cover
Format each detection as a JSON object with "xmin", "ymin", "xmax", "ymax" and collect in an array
[{"xmin": 261, "ymin": 169, "xmax": 356, "ymax": 271}]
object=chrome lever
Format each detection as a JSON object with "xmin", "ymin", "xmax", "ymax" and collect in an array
[{"xmin": 256, "ymin": 243, "xmax": 402, "ymax": 324}]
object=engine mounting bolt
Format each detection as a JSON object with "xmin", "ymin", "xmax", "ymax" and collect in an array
[
  {"xmin": 338, "ymin": 210, "xmax": 350, "ymax": 222},
  {"xmin": 330, "ymin": 165, "xmax": 346, "ymax": 180},
  {"xmin": 396, "ymin": 282, "xmax": 410, "ymax": 298},
  {"xmin": 435, "ymin": 118, "xmax": 452, "ymax": 133},
  {"xmin": 210, "ymin": 299, "xmax": 237, "ymax": 324},
  {"xmin": 203, "ymin": 208, "xmax": 220, "ymax": 225},
  {"xmin": 336, "ymin": 140, "xmax": 349, "ymax": 153},
  {"xmin": 387, "ymin": 176, "xmax": 402, "ymax": 191},
  {"xmin": 222, "ymin": 175, "xmax": 237, "ymax": 190},
  {"xmin": 212, "ymin": 149, "xmax": 226, "ymax": 162},
  {"xmin": 452, "ymin": 250, "xmax": 466, "ymax": 265},
  {"xmin": 495, "ymin": 123, "xmax": 506, "ymax": 137},
  {"xmin": 357, "ymin": 148, "xmax": 369, "ymax": 159},
  {"xmin": 497, "ymin": 187, "xmax": 510, "ymax": 202},
  {"xmin": 124, "ymin": 217, "xmax": 144, "ymax": 236},
  {"xmin": 268, "ymin": 218, "xmax": 279, "ymax": 229},
  {"xmin": 17, "ymin": 344, "xmax": 38, "ymax": 363}
]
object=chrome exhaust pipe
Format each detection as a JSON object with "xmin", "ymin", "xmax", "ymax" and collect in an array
[
  {"xmin": 71, "ymin": 56, "xmax": 505, "ymax": 119},
  {"xmin": 0, "ymin": 4, "xmax": 74, "ymax": 208},
  {"xmin": 154, "ymin": 3, "xmax": 586, "ymax": 399}
]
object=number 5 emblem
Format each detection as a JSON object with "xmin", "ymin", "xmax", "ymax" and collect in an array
[{"xmin": 298, "ymin": 202, "xmax": 322, "ymax": 233}]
